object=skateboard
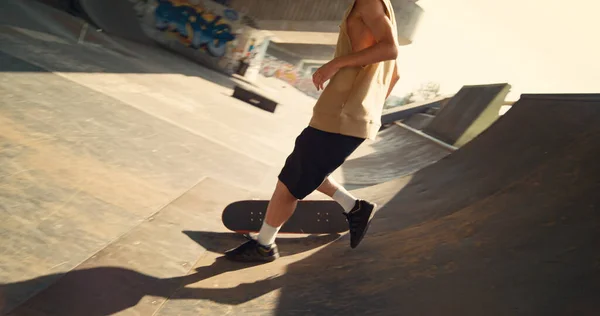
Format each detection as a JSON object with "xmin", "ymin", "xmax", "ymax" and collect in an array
[{"xmin": 222, "ymin": 200, "xmax": 349, "ymax": 234}]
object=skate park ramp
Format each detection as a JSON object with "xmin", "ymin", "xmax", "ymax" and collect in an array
[
  {"xmin": 335, "ymin": 83, "xmax": 512, "ymax": 187},
  {"xmin": 75, "ymin": 0, "xmax": 154, "ymax": 44},
  {"xmin": 381, "ymin": 95, "xmax": 450, "ymax": 125},
  {"xmin": 332, "ymin": 123, "xmax": 453, "ymax": 186},
  {"xmin": 269, "ymin": 94, "xmax": 600, "ymax": 315},
  {"xmin": 423, "ymin": 83, "xmax": 511, "ymax": 147},
  {"xmin": 0, "ymin": 0, "xmax": 97, "ymax": 44},
  {"xmin": 0, "ymin": 0, "xmax": 140, "ymax": 56}
]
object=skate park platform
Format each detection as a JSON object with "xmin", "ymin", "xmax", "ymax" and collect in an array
[
  {"xmin": 1, "ymin": 1, "xmax": 600, "ymax": 315},
  {"xmin": 380, "ymin": 95, "xmax": 450, "ymax": 125},
  {"xmin": 333, "ymin": 83, "xmax": 511, "ymax": 187},
  {"xmin": 331, "ymin": 123, "xmax": 452, "ymax": 186}
]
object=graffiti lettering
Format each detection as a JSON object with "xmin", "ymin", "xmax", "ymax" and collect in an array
[
  {"xmin": 260, "ymin": 55, "xmax": 323, "ymax": 99},
  {"xmin": 154, "ymin": 0, "xmax": 236, "ymax": 57}
]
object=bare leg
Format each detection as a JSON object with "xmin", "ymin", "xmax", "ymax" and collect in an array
[
  {"xmin": 226, "ymin": 172, "xmax": 371, "ymax": 262},
  {"xmin": 317, "ymin": 176, "xmax": 342, "ymax": 197},
  {"xmin": 263, "ymin": 180, "xmax": 298, "ymax": 227},
  {"xmin": 263, "ymin": 176, "xmax": 347, "ymax": 227},
  {"xmin": 224, "ymin": 181, "xmax": 295, "ymax": 261},
  {"xmin": 257, "ymin": 177, "xmax": 351, "ymax": 247},
  {"xmin": 318, "ymin": 175, "xmax": 376, "ymax": 249},
  {"xmin": 318, "ymin": 176, "xmax": 358, "ymax": 213}
]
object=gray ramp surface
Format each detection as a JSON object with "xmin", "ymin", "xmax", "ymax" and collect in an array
[
  {"xmin": 335, "ymin": 124, "xmax": 451, "ymax": 185},
  {"xmin": 423, "ymin": 83, "xmax": 510, "ymax": 145},
  {"xmin": 272, "ymin": 94, "xmax": 600, "ymax": 315},
  {"xmin": 77, "ymin": 0, "xmax": 153, "ymax": 44}
]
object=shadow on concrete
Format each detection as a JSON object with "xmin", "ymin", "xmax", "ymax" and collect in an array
[
  {"xmin": 2, "ymin": 232, "xmax": 340, "ymax": 315},
  {"xmin": 0, "ymin": 42, "xmax": 240, "ymax": 91},
  {"xmin": 1, "ymin": 259, "xmax": 268, "ymax": 316}
]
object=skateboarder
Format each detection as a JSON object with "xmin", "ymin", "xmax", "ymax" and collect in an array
[{"xmin": 225, "ymin": 0, "xmax": 401, "ymax": 262}]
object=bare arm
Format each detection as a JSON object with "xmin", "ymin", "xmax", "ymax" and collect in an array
[
  {"xmin": 335, "ymin": 0, "xmax": 399, "ymax": 68},
  {"xmin": 313, "ymin": 0, "xmax": 399, "ymax": 90}
]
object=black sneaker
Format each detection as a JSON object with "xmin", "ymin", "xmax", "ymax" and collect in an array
[
  {"xmin": 345, "ymin": 200, "xmax": 376, "ymax": 248},
  {"xmin": 224, "ymin": 238, "xmax": 279, "ymax": 262}
]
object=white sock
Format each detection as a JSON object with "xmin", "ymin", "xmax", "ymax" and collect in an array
[
  {"xmin": 257, "ymin": 222, "xmax": 281, "ymax": 246},
  {"xmin": 333, "ymin": 187, "xmax": 358, "ymax": 213}
]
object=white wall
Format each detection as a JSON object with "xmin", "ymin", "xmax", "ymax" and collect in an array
[{"xmin": 393, "ymin": 0, "xmax": 600, "ymax": 101}]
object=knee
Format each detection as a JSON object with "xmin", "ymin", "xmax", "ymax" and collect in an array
[{"xmin": 276, "ymin": 180, "xmax": 299, "ymax": 201}]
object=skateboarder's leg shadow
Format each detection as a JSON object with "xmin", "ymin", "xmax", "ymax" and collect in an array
[
  {"xmin": 172, "ymin": 231, "xmax": 343, "ymax": 305},
  {"xmin": 1, "ymin": 232, "xmax": 341, "ymax": 315}
]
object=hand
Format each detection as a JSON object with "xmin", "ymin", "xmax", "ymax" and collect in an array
[{"xmin": 312, "ymin": 59, "xmax": 341, "ymax": 91}]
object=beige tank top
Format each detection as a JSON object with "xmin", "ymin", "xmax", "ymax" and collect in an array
[{"xmin": 309, "ymin": 0, "xmax": 398, "ymax": 140}]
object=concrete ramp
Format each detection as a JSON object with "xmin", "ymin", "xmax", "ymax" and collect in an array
[
  {"xmin": 381, "ymin": 95, "xmax": 450, "ymax": 125},
  {"xmin": 423, "ymin": 83, "xmax": 511, "ymax": 147},
  {"xmin": 0, "ymin": 0, "xmax": 138, "ymax": 56},
  {"xmin": 271, "ymin": 94, "xmax": 600, "ymax": 314},
  {"xmin": 333, "ymin": 124, "xmax": 451, "ymax": 186},
  {"xmin": 76, "ymin": 0, "xmax": 154, "ymax": 44}
]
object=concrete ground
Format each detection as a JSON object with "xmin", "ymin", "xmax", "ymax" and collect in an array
[{"xmin": 0, "ymin": 3, "xmax": 329, "ymax": 313}]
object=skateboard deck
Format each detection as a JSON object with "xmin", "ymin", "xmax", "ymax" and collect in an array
[{"xmin": 222, "ymin": 200, "xmax": 349, "ymax": 234}]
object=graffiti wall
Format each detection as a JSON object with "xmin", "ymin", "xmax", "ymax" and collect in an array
[
  {"xmin": 130, "ymin": 0, "xmax": 323, "ymax": 94},
  {"xmin": 138, "ymin": 0, "xmax": 269, "ymax": 75},
  {"xmin": 260, "ymin": 54, "xmax": 323, "ymax": 99}
]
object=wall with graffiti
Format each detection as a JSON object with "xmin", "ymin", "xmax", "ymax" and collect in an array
[
  {"xmin": 130, "ymin": 0, "xmax": 324, "ymax": 94},
  {"xmin": 260, "ymin": 54, "xmax": 323, "ymax": 99},
  {"xmin": 138, "ymin": 0, "xmax": 269, "ymax": 76}
]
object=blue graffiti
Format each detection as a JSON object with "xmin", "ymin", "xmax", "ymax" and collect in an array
[
  {"xmin": 154, "ymin": 0, "xmax": 236, "ymax": 57},
  {"xmin": 223, "ymin": 9, "xmax": 239, "ymax": 21}
]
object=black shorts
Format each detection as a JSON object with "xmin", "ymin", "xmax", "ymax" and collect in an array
[{"xmin": 278, "ymin": 126, "xmax": 365, "ymax": 199}]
